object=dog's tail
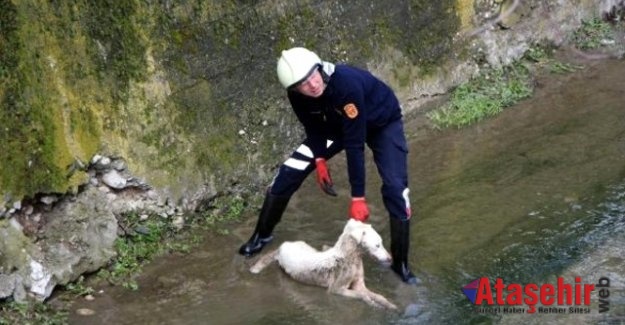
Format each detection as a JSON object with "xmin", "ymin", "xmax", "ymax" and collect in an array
[{"xmin": 250, "ymin": 249, "xmax": 278, "ymax": 274}]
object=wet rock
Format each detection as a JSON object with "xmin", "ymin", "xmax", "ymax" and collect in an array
[
  {"xmin": 146, "ymin": 190, "xmax": 158, "ymax": 200},
  {"xmin": 40, "ymin": 195, "xmax": 58, "ymax": 205},
  {"xmin": 23, "ymin": 205, "xmax": 33, "ymax": 216},
  {"xmin": 12, "ymin": 276, "xmax": 26, "ymax": 302},
  {"xmin": 90, "ymin": 154, "xmax": 102, "ymax": 165},
  {"xmin": 28, "ymin": 259, "xmax": 53, "ymax": 298},
  {"xmin": 102, "ymin": 170, "xmax": 127, "ymax": 189},
  {"xmin": 30, "ymin": 187, "xmax": 118, "ymax": 300},
  {"xmin": 172, "ymin": 216, "xmax": 184, "ymax": 230},
  {"xmin": 0, "ymin": 0, "xmax": 276, "ymax": 297},
  {"xmin": 111, "ymin": 158, "xmax": 126, "ymax": 171},
  {"xmin": 0, "ymin": 274, "xmax": 16, "ymax": 298},
  {"xmin": 92, "ymin": 155, "xmax": 111, "ymax": 171},
  {"xmin": 9, "ymin": 217, "xmax": 23, "ymax": 232}
]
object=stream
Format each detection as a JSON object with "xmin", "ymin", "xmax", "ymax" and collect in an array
[{"xmin": 68, "ymin": 56, "xmax": 625, "ymax": 324}]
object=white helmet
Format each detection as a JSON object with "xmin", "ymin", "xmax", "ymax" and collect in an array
[{"xmin": 276, "ymin": 47, "xmax": 322, "ymax": 89}]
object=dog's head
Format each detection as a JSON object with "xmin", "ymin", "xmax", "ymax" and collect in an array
[{"xmin": 344, "ymin": 219, "xmax": 392, "ymax": 265}]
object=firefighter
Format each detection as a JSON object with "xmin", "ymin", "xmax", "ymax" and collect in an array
[{"xmin": 238, "ymin": 47, "xmax": 417, "ymax": 284}]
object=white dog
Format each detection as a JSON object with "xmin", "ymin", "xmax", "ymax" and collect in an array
[{"xmin": 250, "ymin": 219, "xmax": 397, "ymax": 309}]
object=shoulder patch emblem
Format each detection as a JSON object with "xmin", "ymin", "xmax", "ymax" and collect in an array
[{"xmin": 343, "ymin": 103, "xmax": 358, "ymax": 119}]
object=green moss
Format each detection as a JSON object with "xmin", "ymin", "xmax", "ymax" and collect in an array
[
  {"xmin": 403, "ymin": 1, "xmax": 460, "ymax": 67},
  {"xmin": 0, "ymin": 0, "xmax": 18, "ymax": 80},
  {"xmin": 455, "ymin": 0, "xmax": 475, "ymax": 30},
  {"xmin": 0, "ymin": 1, "xmax": 114, "ymax": 197},
  {"xmin": 210, "ymin": 12, "xmax": 247, "ymax": 49},
  {"xmin": 82, "ymin": 0, "xmax": 148, "ymax": 86},
  {"xmin": 275, "ymin": 11, "xmax": 303, "ymax": 53},
  {"xmin": 0, "ymin": 31, "xmax": 67, "ymax": 197},
  {"xmin": 0, "ymin": 0, "xmax": 160, "ymax": 198}
]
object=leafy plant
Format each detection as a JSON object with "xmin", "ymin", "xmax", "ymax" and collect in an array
[
  {"xmin": 549, "ymin": 62, "xmax": 584, "ymax": 74},
  {"xmin": 96, "ymin": 195, "xmax": 251, "ymax": 290},
  {"xmin": 523, "ymin": 45, "xmax": 549, "ymax": 63},
  {"xmin": 200, "ymin": 196, "xmax": 248, "ymax": 225},
  {"xmin": 64, "ymin": 276, "xmax": 94, "ymax": 298},
  {"xmin": 572, "ymin": 17, "xmax": 613, "ymax": 50},
  {"xmin": 0, "ymin": 301, "xmax": 68, "ymax": 325},
  {"xmin": 427, "ymin": 63, "xmax": 532, "ymax": 128},
  {"xmin": 98, "ymin": 212, "xmax": 179, "ymax": 290}
]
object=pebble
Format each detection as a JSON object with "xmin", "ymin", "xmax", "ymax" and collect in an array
[
  {"xmin": 40, "ymin": 196, "xmax": 58, "ymax": 205},
  {"xmin": 76, "ymin": 308, "xmax": 95, "ymax": 316}
]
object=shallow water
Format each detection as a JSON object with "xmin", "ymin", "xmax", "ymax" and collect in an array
[{"xmin": 68, "ymin": 57, "xmax": 625, "ymax": 324}]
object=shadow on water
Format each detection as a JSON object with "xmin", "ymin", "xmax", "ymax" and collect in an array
[{"xmin": 69, "ymin": 58, "xmax": 625, "ymax": 324}]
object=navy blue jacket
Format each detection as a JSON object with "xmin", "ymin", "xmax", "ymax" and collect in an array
[{"xmin": 287, "ymin": 64, "xmax": 402, "ymax": 197}]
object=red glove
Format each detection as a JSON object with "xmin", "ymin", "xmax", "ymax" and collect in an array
[
  {"xmin": 349, "ymin": 197, "xmax": 369, "ymax": 222},
  {"xmin": 315, "ymin": 158, "xmax": 337, "ymax": 196}
]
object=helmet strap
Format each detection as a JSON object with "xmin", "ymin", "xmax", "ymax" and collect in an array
[
  {"xmin": 319, "ymin": 66, "xmax": 330, "ymax": 84},
  {"xmin": 288, "ymin": 64, "xmax": 322, "ymax": 91}
]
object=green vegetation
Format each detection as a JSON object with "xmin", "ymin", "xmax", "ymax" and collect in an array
[
  {"xmin": 63, "ymin": 276, "xmax": 95, "ymax": 298},
  {"xmin": 548, "ymin": 62, "xmax": 584, "ymax": 74},
  {"xmin": 96, "ymin": 211, "xmax": 187, "ymax": 290},
  {"xmin": 425, "ymin": 44, "xmax": 588, "ymax": 129},
  {"xmin": 572, "ymin": 17, "xmax": 614, "ymax": 50},
  {"xmin": 405, "ymin": 0, "xmax": 459, "ymax": 68},
  {"xmin": 0, "ymin": 301, "xmax": 67, "ymax": 325},
  {"xmin": 524, "ymin": 44, "xmax": 585, "ymax": 74},
  {"xmin": 0, "ymin": 1, "xmax": 69, "ymax": 197},
  {"xmin": 0, "ymin": 0, "xmax": 154, "ymax": 198},
  {"xmin": 197, "ymin": 196, "xmax": 248, "ymax": 235},
  {"xmin": 427, "ymin": 62, "xmax": 533, "ymax": 128},
  {"xmin": 82, "ymin": 0, "xmax": 149, "ymax": 92},
  {"xmin": 96, "ymin": 195, "xmax": 250, "ymax": 290},
  {"xmin": 427, "ymin": 14, "xmax": 617, "ymax": 129}
]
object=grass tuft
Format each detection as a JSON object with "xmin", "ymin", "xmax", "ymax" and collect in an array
[{"xmin": 427, "ymin": 63, "xmax": 533, "ymax": 128}]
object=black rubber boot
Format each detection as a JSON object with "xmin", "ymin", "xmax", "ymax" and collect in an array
[
  {"xmin": 390, "ymin": 218, "xmax": 419, "ymax": 284},
  {"xmin": 238, "ymin": 190, "xmax": 290, "ymax": 257}
]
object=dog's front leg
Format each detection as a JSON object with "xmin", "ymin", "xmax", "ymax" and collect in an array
[
  {"xmin": 330, "ymin": 286, "xmax": 380, "ymax": 308},
  {"xmin": 364, "ymin": 289, "xmax": 398, "ymax": 310},
  {"xmin": 348, "ymin": 280, "xmax": 398, "ymax": 310},
  {"xmin": 250, "ymin": 249, "xmax": 278, "ymax": 273}
]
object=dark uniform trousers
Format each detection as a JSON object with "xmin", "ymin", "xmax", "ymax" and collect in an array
[{"xmin": 269, "ymin": 119, "xmax": 411, "ymax": 221}]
